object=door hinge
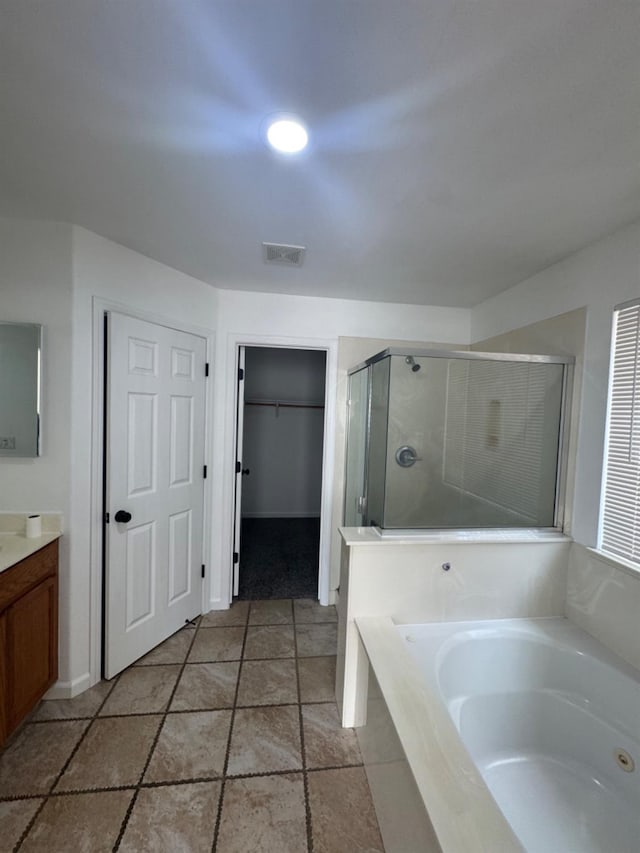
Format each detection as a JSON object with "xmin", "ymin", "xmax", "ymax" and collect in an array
[
  {"xmin": 238, "ymin": 367, "xmax": 244, "ymax": 381},
  {"xmin": 104, "ymin": 512, "xmax": 110, "ymax": 524},
  {"xmin": 235, "ymin": 460, "xmax": 241, "ymax": 474},
  {"xmin": 201, "ymin": 564, "xmax": 205, "ymax": 578},
  {"xmin": 203, "ymin": 465, "xmax": 207, "ymax": 478},
  {"xmin": 205, "ymin": 362, "xmax": 210, "ymax": 377},
  {"xmin": 233, "ymin": 552, "xmax": 239, "ymax": 564}
]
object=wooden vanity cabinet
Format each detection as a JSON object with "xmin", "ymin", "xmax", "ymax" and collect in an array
[{"xmin": 0, "ymin": 540, "xmax": 58, "ymax": 746}]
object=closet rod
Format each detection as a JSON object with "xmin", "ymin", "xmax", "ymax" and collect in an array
[{"xmin": 245, "ymin": 399, "xmax": 325, "ymax": 410}]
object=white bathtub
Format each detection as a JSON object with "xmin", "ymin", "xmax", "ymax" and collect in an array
[{"xmin": 396, "ymin": 617, "xmax": 640, "ymax": 853}]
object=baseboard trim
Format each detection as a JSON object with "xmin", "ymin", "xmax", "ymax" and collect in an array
[
  {"xmin": 206, "ymin": 599, "xmax": 229, "ymax": 613},
  {"xmin": 45, "ymin": 672, "xmax": 92, "ymax": 700}
]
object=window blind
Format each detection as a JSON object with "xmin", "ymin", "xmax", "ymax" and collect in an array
[{"xmin": 600, "ymin": 300, "xmax": 640, "ymax": 564}]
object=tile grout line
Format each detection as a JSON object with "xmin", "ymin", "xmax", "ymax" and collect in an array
[
  {"xmin": 6, "ymin": 602, "xmax": 338, "ymax": 852},
  {"xmin": 293, "ymin": 603, "xmax": 315, "ymax": 853},
  {"xmin": 19, "ymin": 693, "xmax": 341, "ymax": 728},
  {"xmin": 111, "ymin": 620, "xmax": 202, "ymax": 852},
  {"xmin": 2, "ymin": 760, "xmax": 366, "ymax": 810},
  {"xmin": 210, "ymin": 603, "xmax": 251, "ymax": 853},
  {"xmin": 13, "ymin": 670, "xmax": 122, "ymax": 852}
]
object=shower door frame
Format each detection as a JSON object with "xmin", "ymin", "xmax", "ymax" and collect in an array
[
  {"xmin": 346, "ymin": 348, "xmax": 575, "ymax": 532},
  {"xmin": 343, "ymin": 364, "xmax": 373, "ymax": 527}
]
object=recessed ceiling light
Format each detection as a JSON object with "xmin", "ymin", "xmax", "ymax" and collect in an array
[{"xmin": 266, "ymin": 117, "xmax": 308, "ymax": 154}]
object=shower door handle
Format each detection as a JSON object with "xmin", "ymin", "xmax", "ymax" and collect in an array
[{"xmin": 395, "ymin": 446, "xmax": 422, "ymax": 467}]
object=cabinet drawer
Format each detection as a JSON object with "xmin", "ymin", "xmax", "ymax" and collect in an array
[{"xmin": 0, "ymin": 541, "xmax": 58, "ymax": 612}]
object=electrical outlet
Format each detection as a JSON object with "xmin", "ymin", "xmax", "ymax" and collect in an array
[{"xmin": 0, "ymin": 436, "xmax": 16, "ymax": 450}]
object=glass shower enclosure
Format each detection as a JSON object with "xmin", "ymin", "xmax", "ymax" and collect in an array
[{"xmin": 344, "ymin": 349, "xmax": 573, "ymax": 530}]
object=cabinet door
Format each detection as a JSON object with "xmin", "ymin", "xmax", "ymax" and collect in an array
[{"xmin": 6, "ymin": 576, "xmax": 58, "ymax": 732}]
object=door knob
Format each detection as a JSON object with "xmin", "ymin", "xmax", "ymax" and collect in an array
[
  {"xmin": 241, "ymin": 468, "xmax": 250, "ymax": 475},
  {"xmin": 114, "ymin": 510, "xmax": 132, "ymax": 523}
]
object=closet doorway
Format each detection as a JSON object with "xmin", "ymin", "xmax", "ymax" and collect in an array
[{"xmin": 233, "ymin": 346, "xmax": 327, "ymax": 600}]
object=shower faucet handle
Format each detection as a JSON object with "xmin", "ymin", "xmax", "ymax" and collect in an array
[{"xmin": 395, "ymin": 446, "xmax": 422, "ymax": 467}]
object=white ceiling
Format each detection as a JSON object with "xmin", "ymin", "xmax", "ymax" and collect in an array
[{"xmin": 1, "ymin": 0, "xmax": 639, "ymax": 307}]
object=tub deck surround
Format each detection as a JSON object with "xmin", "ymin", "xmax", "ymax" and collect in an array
[
  {"xmin": 394, "ymin": 617, "xmax": 640, "ymax": 853},
  {"xmin": 343, "ymin": 527, "xmax": 570, "ymax": 545},
  {"xmin": 336, "ymin": 527, "xmax": 571, "ymax": 728},
  {"xmin": 567, "ymin": 542, "xmax": 640, "ymax": 673},
  {"xmin": 356, "ymin": 616, "xmax": 522, "ymax": 853}
]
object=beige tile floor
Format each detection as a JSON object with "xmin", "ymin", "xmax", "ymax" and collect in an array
[{"xmin": 0, "ymin": 599, "xmax": 384, "ymax": 852}]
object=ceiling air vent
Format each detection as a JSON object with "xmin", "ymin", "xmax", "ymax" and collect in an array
[{"xmin": 262, "ymin": 242, "xmax": 306, "ymax": 267}]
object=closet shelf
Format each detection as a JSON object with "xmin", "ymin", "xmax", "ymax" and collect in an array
[{"xmin": 245, "ymin": 398, "xmax": 325, "ymax": 410}]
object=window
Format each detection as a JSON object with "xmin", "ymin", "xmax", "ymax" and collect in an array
[{"xmin": 599, "ymin": 299, "xmax": 640, "ymax": 565}]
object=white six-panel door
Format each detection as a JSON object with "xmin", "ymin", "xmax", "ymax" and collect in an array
[{"xmin": 105, "ymin": 311, "xmax": 206, "ymax": 678}]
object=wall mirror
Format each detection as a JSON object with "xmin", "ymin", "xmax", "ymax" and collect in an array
[{"xmin": 0, "ymin": 322, "xmax": 42, "ymax": 457}]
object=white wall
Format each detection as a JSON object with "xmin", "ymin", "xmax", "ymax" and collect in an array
[
  {"xmin": 0, "ymin": 224, "xmax": 219, "ymax": 694},
  {"xmin": 0, "ymin": 218, "xmax": 76, "ymax": 684},
  {"xmin": 0, "ymin": 219, "xmax": 472, "ymax": 692},
  {"xmin": 3, "ymin": 213, "xmax": 636, "ymax": 695},
  {"xmin": 0, "ymin": 219, "xmax": 73, "ymax": 509},
  {"xmin": 241, "ymin": 347, "xmax": 326, "ymax": 517},
  {"xmin": 242, "ymin": 405, "xmax": 325, "ymax": 517},
  {"xmin": 67, "ymin": 234, "xmax": 469, "ymax": 681},
  {"xmin": 2, "ymin": 224, "xmax": 219, "ymax": 694},
  {"xmin": 472, "ymin": 219, "xmax": 640, "ymax": 547},
  {"xmin": 244, "ymin": 346, "xmax": 327, "ymax": 402},
  {"xmin": 4, "ymin": 213, "xmax": 636, "ymax": 696},
  {"xmin": 212, "ymin": 291, "xmax": 471, "ymax": 607},
  {"xmin": 69, "ymin": 226, "xmax": 218, "ymax": 691},
  {"xmin": 470, "ymin": 224, "xmax": 640, "ymax": 671},
  {"xmin": 217, "ymin": 290, "xmax": 471, "ymax": 343}
]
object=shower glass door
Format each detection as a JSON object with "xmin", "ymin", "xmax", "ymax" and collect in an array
[{"xmin": 347, "ymin": 348, "xmax": 572, "ymax": 531}]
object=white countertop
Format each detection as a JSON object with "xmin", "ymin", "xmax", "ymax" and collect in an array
[
  {"xmin": 0, "ymin": 533, "xmax": 61, "ymax": 574},
  {"xmin": 340, "ymin": 526, "xmax": 571, "ymax": 546}
]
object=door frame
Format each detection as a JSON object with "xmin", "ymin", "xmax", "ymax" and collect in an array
[
  {"xmin": 232, "ymin": 345, "xmax": 246, "ymax": 597},
  {"xmin": 223, "ymin": 333, "xmax": 338, "ymax": 607},
  {"xmin": 88, "ymin": 297, "xmax": 215, "ymax": 685}
]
